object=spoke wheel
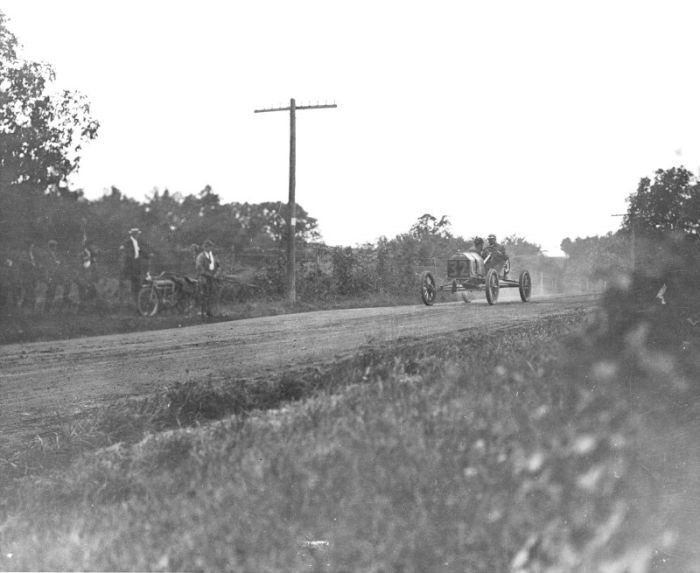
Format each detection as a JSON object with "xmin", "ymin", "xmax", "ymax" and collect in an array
[
  {"xmin": 420, "ymin": 271, "xmax": 437, "ymax": 306},
  {"xmin": 485, "ymin": 268, "xmax": 500, "ymax": 305},
  {"xmin": 519, "ymin": 270, "xmax": 532, "ymax": 302},
  {"xmin": 137, "ymin": 285, "xmax": 160, "ymax": 317}
]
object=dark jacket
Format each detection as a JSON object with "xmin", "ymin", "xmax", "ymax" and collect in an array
[{"xmin": 119, "ymin": 236, "xmax": 149, "ymax": 276}]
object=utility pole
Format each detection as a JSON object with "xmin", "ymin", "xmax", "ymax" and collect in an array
[{"xmin": 254, "ymin": 99, "xmax": 337, "ymax": 303}]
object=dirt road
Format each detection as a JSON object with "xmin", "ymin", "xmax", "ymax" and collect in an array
[{"xmin": 0, "ymin": 294, "xmax": 597, "ymax": 448}]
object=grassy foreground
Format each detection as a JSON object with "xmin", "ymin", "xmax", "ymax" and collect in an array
[{"xmin": 1, "ymin": 304, "xmax": 699, "ymax": 571}]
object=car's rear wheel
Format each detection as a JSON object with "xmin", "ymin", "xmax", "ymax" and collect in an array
[
  {"xmin": 420, "ymin": 271, "xmax": 437, "ymax": 306},
  {"xmin": 485, "ymin": 268, "xmax": 500, "ymax": 305},
  {"xmin": 519, "ymin": 270, "xmax": 532, "ymax": 302}
]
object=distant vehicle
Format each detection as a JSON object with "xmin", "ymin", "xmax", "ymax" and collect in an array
[{"xmin": 419, "ymin": 250, "xmax": 532, "ymax": 306}]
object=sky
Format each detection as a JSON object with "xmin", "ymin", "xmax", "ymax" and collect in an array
[{"xmin": 3, "ymin": 0, "xmax": 700, "ymax": 256}]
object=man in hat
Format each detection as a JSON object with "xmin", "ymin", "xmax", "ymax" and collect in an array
[
  {"xmin": 195, "ymin": 239, "xmax": 221, "ymax": 317},
  {"xmin": 119, "ymin": 228, "xmax": 150, "ymax": 304},
  {"xmin": 43, "ymin": 239, "xmax": 72, "ymax": 312},
  {"xmin": 481, "ymin": 234, "xmax": 509, "ymax": 278}
]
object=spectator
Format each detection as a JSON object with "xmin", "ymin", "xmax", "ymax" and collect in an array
[
  {"xmin": 195, "ymin": 239, "xmax": 221, "ymax": 318},
  {"xmin": 43, "ymin": 239, "xmax": 72, "ymax": 312},
  {"xmin": 17, "ymin": 241, "xmax": 38, "ymax": 312},
  {"xmin": 77, "ymin": 239, "xmax": 99, "ymax": 310},
  {"xmin": 119, "ymin": 228, "xmax": 150, "ymax": 305},
  {"xmin": 0, "ymin": 253, "xmax": 18, "ymax": 314},
  {"xmin": 190, "ymin": 243, "xmax": 200, "ymax": 267}
]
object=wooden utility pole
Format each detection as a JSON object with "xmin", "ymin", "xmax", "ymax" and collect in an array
[{"xmin": 254, "ymin": 99, "xmax": 337, "ymax": 303}]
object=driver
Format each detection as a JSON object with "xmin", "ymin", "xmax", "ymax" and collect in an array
[
  {"xmin": 481, "ymin": 234, "xmax": 509, "ymax": 277},
  {"xmin": 482, "ymin": 234, "xmax": 506, "ymax": 257}
]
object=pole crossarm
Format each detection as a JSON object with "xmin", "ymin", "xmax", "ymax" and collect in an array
[{"xmin": 254, "ymin": 103, "xmax": 337, "ymax": 113}]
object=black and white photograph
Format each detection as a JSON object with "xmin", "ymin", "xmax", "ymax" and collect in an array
[{"xmin": 1, "ymin": 1, "xmax": 700, "ymax": 571}]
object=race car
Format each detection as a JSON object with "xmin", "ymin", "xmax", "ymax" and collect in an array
[{"xmin": 420, "ymin": 250, "xmax": 531, "ymax": 306}]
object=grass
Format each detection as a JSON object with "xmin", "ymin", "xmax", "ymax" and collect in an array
[{"xmin": 2, "ymin": 299, "xmax": 699, "ymax": 571}]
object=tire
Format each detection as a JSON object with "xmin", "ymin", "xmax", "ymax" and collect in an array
[
  {"xmin": 485, "ymin": 268, "xmax": 500, "ymax": 305},
  {"xmin": 137, "ymin": 285, "xmax": 160, "ymax": 317},
  {"xmin": 519, "ymin": 270, "xmax": 532, "ymax": 302},
  {"xmin": 420, "ymin": 271, "xmax": 437, "ymax": 306}
]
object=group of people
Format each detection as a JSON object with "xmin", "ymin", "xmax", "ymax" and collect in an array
[
  {"xmin": 120, "ymin": 229, "xmax": 221, "ymax": 317},
  {"xmin": 1, "ymin": 227, "xmax": 222, "ymax": 318},
  {"xmin": 115, "ymin": 228, "xmax": 222, "ymax": 317},
  {"xmin": 1, "ymin": 237, "xmax": 99, "ymax": 314}
]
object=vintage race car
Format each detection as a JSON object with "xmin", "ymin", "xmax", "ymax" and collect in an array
[{"xmin": 420, "ymin": 251, "xmax": 531, "ymax": 306}]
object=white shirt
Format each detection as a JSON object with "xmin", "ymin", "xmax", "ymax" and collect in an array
[
  {"xmin": 130, "ymin": 236, "xmax": 140, "ymax": 259},
  {"xmin": 206, "ymin": 251, "xmax": 215, "ymax": 271}
]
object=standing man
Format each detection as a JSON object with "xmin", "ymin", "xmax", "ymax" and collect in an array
[
  {"xmin": 77, "ymin": 239, "xmax": 99, "ymax": 310},
  {"xmin": 44, "ymin": 239, "xmax": 72, "ymax": 312},
  {"xmin": 195, "ymin": 239, "xmax": 220, "ymax": 318},
  {"xmin": 119, "ymin": 228, "xmax": 149, "ymax": 305},
  {"xmin": 1, "ymin": 252, "xmax": 18, "ymax": 314},
  {"xmin": 17, "ymin": 241, "xmax": 38, "ymax": 313}
]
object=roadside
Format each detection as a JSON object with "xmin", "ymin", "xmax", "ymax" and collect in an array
[{"xmin": 0, "ymin": 293, "xmax": 418, "ymax": 345}]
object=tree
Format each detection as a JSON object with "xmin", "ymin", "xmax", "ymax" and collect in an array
[
  {"xmin": 624, "ymin": 166, "xmax": 700, "ymax": 238},
  {"xmin": 0, "ymin": 10, "xmax": 99, "ymax": 247},
  {"xmin": 503, "ymin": 235, "xmax": 543, "ymax": 257},
  {"xmin": 560, "ymin": 233, "xmax": 630, "ymax": 282},
  {"xmin": 410, "ymin": 213, "xmax": 453, "ymax": 240}
]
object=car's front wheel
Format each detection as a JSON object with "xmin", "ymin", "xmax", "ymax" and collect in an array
[
  {"xmin": 485, "ymin": 268, "xmax": 500, "ymax": 305},
  {"xmin": 420, "ymin": 271, "xmax": 437, "ymax": 306}
]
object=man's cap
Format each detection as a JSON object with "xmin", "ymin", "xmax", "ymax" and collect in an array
[
  {"xmin": 129, "ymin": 227, "xmax": 141, "ymax": 234},
  {"xmin": 473, "ymin": 236, "xmax": 483, "ymax": 244},
  {"xmin": 488, "ymin": 234, "xmax": 497, "ymax": 240},
  {"xmin": 203, "ymin": 239, "xmax": 214, "ymax": 248},
  {"xmin": 48, "ymin": 239, "xmax": 58, "ymax": 246}
]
